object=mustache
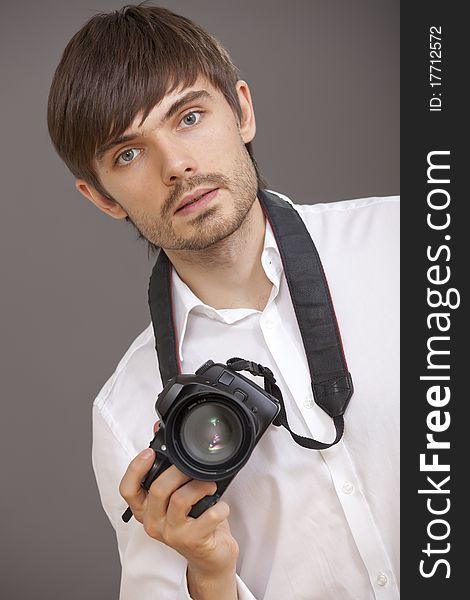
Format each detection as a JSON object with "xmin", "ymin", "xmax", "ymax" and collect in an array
[{"xmin": 162, "ymin": 173, "xmax": 231, "ymax": 215}]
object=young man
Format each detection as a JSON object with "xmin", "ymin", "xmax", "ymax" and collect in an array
[{"xmin": 48, "ymin": 5, "xmax": 399, "ymax": 600}]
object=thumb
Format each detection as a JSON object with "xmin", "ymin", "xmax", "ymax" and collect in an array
[{"xmin": 119, "ymin": 448, "xmax": 156, "ymax": 501}]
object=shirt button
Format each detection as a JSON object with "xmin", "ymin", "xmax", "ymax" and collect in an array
[
  {"xmin": 341, "ymin": 481, "xmax": 355, "ymax": 495},
  {"xmin": 376, "ymin": 573, "xmax": 388, "ymax": 587},
  {"xmin": 303, "ymin": 395, "xmax": 315, "ymax": 409},
  {"xmin": 264, "ymin": 319, "xmax": 275, "ymax": 330}
]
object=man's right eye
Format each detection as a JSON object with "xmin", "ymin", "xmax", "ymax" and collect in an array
[{"xmin": 115, "ymin": 148, "xmax": 141, "ymax": 166}]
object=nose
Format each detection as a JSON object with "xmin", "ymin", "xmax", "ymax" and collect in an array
[{"xmin": 159, "ymin": 137, "xmax": 198, "ymax": 186}]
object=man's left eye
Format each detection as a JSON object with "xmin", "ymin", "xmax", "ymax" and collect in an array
[{"xmin": 179, "ymin": 111, "xmax": 202, "ymax": 128}]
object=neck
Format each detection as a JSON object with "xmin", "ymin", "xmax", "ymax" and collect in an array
[{"xmin": 165, "ymin": 199, "xmax": 272, "ymax": 310}]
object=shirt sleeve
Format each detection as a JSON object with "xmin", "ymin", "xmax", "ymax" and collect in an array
[
  {"xmin": 178, "ymin": 572, "xmax": 257, "ymax": 599},
  {"xmin": 92, "ymin": 403, "xmax": 257, "ymax": 599}
]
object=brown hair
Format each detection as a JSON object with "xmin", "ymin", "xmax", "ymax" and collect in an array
[{"xmin": 47, "ymin": 2, "xmax": 265, "ymax": 199}]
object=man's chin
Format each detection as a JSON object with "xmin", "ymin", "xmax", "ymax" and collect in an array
[
  {"xmin": 167, "ymin": 206, "xmax": 243, "ymax": 251},
  {"xmin": 168, "ymin": 229, "xmax": 238, "ymax": 252},
  {"xmin": 164, "ymin": 222, "xmax": 246, "ymax": 251}
]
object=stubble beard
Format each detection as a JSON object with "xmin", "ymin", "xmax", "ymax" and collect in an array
[{"xmin": 125, "ymin": 142, "xmax": 259, "ymax": 252}]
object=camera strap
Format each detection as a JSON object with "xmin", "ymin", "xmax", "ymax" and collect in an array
[
  {"xmin": 225, "ymin": 358, "xmax": 344, "ymax": 450},
  {"xmin": 148, "ymin": 189, "xmax": 353, "ymax": 449}
]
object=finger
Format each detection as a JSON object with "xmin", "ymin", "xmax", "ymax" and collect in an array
[
  {"xmin": 119, "ymin": 448, "xmax": 156, "ymax": 517},
  {"xmin": 166, "ymin": 480, "xmax": 218, "ymax": 526},
  {"xmin": 191, "ymin": 500, "xmax": 231, "ymax": 539},
  {"xmin": 145, "ymin": 465, "xmax": 192, "ymax": 522},
  {"xmin": 153, "ymin": 420, "xmax": 161, "ymax": 434}
]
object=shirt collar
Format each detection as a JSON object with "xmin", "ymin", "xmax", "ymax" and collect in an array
[{"xmin": 171, "ymin": 216, "xmax": 283, "ymax": 362}]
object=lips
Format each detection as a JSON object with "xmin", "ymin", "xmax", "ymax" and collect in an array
[{"xmin": 175, "ymin": 187, "xmax": 218, "ymax": 213}]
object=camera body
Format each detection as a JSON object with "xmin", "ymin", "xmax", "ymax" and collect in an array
[{"xmin": 141, "ymin": 360, "xmax": 280, "ymax": 517}]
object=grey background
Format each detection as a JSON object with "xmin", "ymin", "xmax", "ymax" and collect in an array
[{"xmin": 0, "ymin": 1, "xmax": 399, "ymax": 597}]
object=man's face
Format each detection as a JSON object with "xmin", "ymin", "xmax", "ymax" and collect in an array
[{"xmin": 81, "ymin": 77, "xmax": 258, "ymax": 251}]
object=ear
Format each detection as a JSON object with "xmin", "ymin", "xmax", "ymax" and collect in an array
[
  {"xmin": 235, "ymin": 80, "xmax": 256, "ymax": 144},
  {"xmin": 75, "ymin": 180, "xmax": 128, "ymax": 220}
]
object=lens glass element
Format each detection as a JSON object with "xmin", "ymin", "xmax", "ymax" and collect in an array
[{"xmin": 180, "ymin": 401, "xmax": 243, "ymax": 465}]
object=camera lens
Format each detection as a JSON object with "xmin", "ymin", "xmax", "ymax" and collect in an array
[{"xmin": 180, "ymin": 401, "xmax": 243, "ymax": 465}]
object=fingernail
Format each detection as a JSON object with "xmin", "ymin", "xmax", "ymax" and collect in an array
[{"xmin": 140, "ymin": 448, "xmax": 154, "ymax": 459}]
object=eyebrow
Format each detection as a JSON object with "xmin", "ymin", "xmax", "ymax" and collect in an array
[{"xmin": 95, "ymin": 90, "xmax": 212, "ymax": 163}]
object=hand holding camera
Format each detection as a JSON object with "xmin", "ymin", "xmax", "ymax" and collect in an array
[{"xmin": 119, "ymin": 444, "xmax": 239, "ymax": 599}]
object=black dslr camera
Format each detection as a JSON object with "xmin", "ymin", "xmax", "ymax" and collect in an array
[{"xmin": 139, "ymin": 360, "xmax": 280, "ymax": 518}]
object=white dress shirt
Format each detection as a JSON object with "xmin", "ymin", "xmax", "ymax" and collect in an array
[{"xmin": 92, "ymin": 191, "xmax": 400, "ymax": 599}]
